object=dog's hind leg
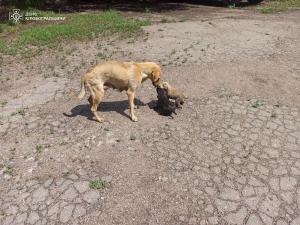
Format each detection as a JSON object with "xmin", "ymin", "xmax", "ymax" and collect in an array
[{"xmin": 89, "ymin": 84, "xmax": 104, "ymax": 123}]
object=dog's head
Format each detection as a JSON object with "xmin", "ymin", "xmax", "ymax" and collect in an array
[{"xmin": 151, "ymin": 65, "xmax": 161, "ymax": 87}]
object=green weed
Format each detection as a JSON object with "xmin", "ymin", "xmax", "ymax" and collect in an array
[
  {"xmin": 35, "ymin": 144, "xmax": 44, "ymax": 153},
  {"xmin": 0, "ymin": 10, "xmax": 149, "ymax": 55},
  {"xmin": 89, "ymin": 180, "xmax": 107, "ymax": 189}
]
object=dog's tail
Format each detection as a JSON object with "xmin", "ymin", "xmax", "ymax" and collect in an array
[{"xmin": 78, "ymin": 75, "xmax": 86, "ymax": 100}]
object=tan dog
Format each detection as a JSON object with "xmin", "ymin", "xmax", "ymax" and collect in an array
[
  {"xmin": 161, "ymin": 81, "xmax": 188, "ymax": 108},
  {"xmin": 78, "ymin": 61, "xmax": 161, "ymax": 122}
]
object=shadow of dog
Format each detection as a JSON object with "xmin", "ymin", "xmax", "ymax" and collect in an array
[{"xmin": 64, "ymin": 99, "xmax": 145, "ymax": 121}]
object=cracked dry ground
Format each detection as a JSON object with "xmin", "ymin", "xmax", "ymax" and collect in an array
[{"xmin": 1, "ymin": 8, "xmax": 300, "ymax": 225}]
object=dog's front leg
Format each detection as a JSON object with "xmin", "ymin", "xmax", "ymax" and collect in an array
[{"xmin": 127, "ymin": 90, "xmax": 138, "ymax": 122}]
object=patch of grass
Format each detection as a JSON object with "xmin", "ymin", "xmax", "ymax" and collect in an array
[
  {"xmin": 258, "ymin": 0, "xmax": 300, "ymax": 13},
  {"xmin": 11, "ymin": 108, "xmax": 26, "ymax": 116},
  {"xmin": 1, "ymin": 10, "xmax": 149, "ymax": 55},
  {"xmin": 66, "ymin": 47, "xmax": 77, "ymax": 55},
  {"xmin": 0, "ymin": 40, "xmax": 7, "ymax": 53},
  {"xmin": 0, "ymin": 40, "xmax": 16, "ymax": 54},
  {"xmin": 62, "ymin": 171, "xmax": 70, "ymax": 177},
  {"xmin": 129, "ymin": 134, "xmax": 136, "ymax": 141},
  {"xmin": 170, "ymin": 49, "xmax": 176, "ymax": 55},
  {"xmin": 35, "ymin": 144, "xmax": 44, "ymax": 153},
  {"xmin": 29, "ymin": 8, "xmax": 58, "ymax": 17},
  {"xmin": 160, "ymin": 17, "xmax": 175, "ymax": 23},
  {"xmin": 96, "ymin": 52, "xmax": 107, "ymax": 59},
  {"xmin": 228, "ymin": 3, "xmax": 237, "ymax": 9},
  {"xmin": 0, "ymin": 101, "xmax": 8, "ymax": 107},
  {"xmin": 258, "ymin": 7, "xmax": 274, "ymax": 13},
  {"xmin": 179, "ymin": 16, "xmax": 188, "ymax": 22},
  {"xmin": 17, "ymin": 11, "xmax": 149, "ymax": 45},
  {"xmin": 4, "ymin": 165, "xmax": 13, "ymax": 176},
  {"xmin": 89, "ymin": 180, "xmax": 107, "ymax": 189},
  {"xmin": 251, "ymin": 100, "xmax": 264, "ymax": 108},
  {"xmin": 47, "ymin": 64, "xmax": 54, "ymax": 70}
]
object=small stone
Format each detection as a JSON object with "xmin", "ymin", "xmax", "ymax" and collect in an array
[
  {"xmin": 44, "ymin": 178, "xmax": 53, "ymax": 187},
  {"xmin": 60, "ymin": 205, "xmax": 74, "ymax": 223},
  {"xmin": 260, "ymin": 194, "xmax": 280, "ymax": 217},
  {"xmin": 276, "ymin": 220, "xmax": 288, "ymax": 225},
  {"xmin": 73, "ymin": 205, "xmax": 87, "ymax": 218},
  {"xmin": 101, "ymin": 176, "xmax": 112, "ymax": 183},
  {"xmin": 129, "ymin": 134, "xmax": 136, "ymax": 141},
  {"xmin": 15, "ymin": 212, "xmax": 28, "ymax": 224},
  {"xmin": 189, "ymin": 217, "xmax": 197, "ymax": 224},
  {"xmin": 220, "ymin": 187, "xmax": 240, "ymax": 201},
  {"xmin": 39, "ymin": 204, "xmax": 46, "ymax": 210},
  {"xmin": 74, "ymin": 181, "xmax": 89, "ymax": 193},
  {"xmin": 208, "ymin": 216, "xmax": 218, "ymax": 225},
  {"xmin": 51, "ymin": 121, "xmax": 60, "ymax": 127},
  {"xmin": 61, "ymin": 186, "xmax": 78, "ymax": 200},
  {"xmin": 215, "ymin": 199, "xmax": 239, "ymax": 212},
  {"xmin": 280, "ymin": 176, "xmax": 297, "ymax": 191},
  {"xmin": 68, "ymin": 174, "xmax": 79, "ymax": 180},
  {"xmin": 246, "ymin": 214, "xmax": 263, "ymax": 225},
  {"xmin": 27, "ymin": 212, "xmax": 39, "ymax": 224},
  {"xmin": 3, "ymin": 215, "xmax": 14, "ymax": 225},
  {"xmin": 225, "ymin": 206, "xmax": 247, "ymax": 224},
  {"xmin": 6, "ymin": 205, "xmax": 18, "ymax": 215},
  {"xmin": 271, "ymin": 139, "xmax": 281, "ymax": 148},
  {"xmin": 32, "ymin": 186, "xmax": 48, "ymax": 203},
  {"xmin": 245, "ymin": 197, "xmax": 260, "ymax": 210},
  {"xmin": 205, "ymin": 204, "xmax": 214, "ymax": 213},
  {"xmin": 57, "ymin": 180, "xmax": 73, "ymax": 193},
  {"xmin": 83, "ymin": 190, "xmax": 100, "ymax": 204},
  {"xmin": 27, "ymin": 122, "xmax": 38, "ymax": 129},
  {"xmin": 291, "ymin": 216, "xmax": 300, "ymax": 225},
  {"xmin": 48, "ymin": 203, "xmax": 59, "ymax": 216}
]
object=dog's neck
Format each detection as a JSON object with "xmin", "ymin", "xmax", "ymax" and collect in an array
[
  {"xmin": 138, "ymin": 62, "xmax": 155, "ymax": 75},
  {"xmin": 141, "ymin": 72, "xmax": 150, "ymax": 82},
  {"xmin": 138, "ymin": 62, "xmax": 159, "ymax": 84}
]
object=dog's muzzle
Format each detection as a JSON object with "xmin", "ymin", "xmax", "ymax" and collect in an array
[{"xmin": 152, "ymin": 77, "xmax": 160, "ymax": 86}]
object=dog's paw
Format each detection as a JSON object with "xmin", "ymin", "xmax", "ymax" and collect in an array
[
  {"xmin": 131, "ymin": 116, "xmax": 138, "ymax": 122},
  {"xmin": 95, "ymin": 117, "xmax": 104, "ymax": 123}
]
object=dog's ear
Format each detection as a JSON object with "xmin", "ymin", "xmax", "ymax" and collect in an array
[{"xmin": 151, "ymin": 67, "xmax": 161, "ymax": 86}]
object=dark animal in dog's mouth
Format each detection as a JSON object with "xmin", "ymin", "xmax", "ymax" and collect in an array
[{"xmin": 154, "ymin": 86, "xmax": 176, "ymax": 117}]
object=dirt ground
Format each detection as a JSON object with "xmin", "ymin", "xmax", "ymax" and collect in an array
[{"xmin": 0, "ymin": 3, "xmax": 300, "ymax": 225}]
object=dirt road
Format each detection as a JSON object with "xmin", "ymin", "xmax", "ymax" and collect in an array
[{"xmin": 0, "ymin": 4, "xmax": 300, "ymax": 225}]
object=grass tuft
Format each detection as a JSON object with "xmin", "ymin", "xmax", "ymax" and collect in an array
[
  {"xmin": 0, "ymin": 10, "xmax": 149, "ymax": 54},
  {"xmin": 35, "ymin": 144, "xmax": 44, "ymax": 153},
  {"xmin": 89, "ymin": 180, "xmax": 107, "ymax": 189},
  {"xmin": 258, "ymin": 0, "xmax": 300, "ymax": 13},
  {"xmin": 258, "ymin": 7, "xmax": 274, "ymax": 13}
]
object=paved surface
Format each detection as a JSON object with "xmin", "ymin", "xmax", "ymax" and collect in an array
[{"xmin": 0, "ymin": 5, "xmax": 300, "ymax": 225}]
